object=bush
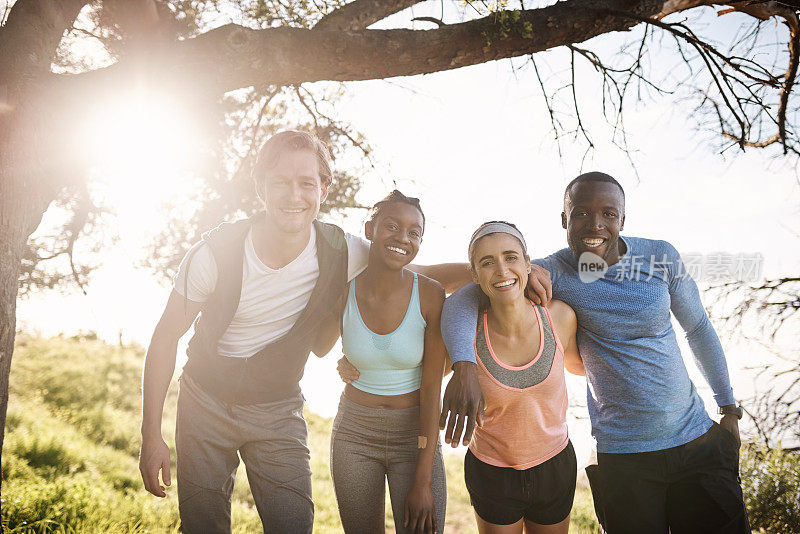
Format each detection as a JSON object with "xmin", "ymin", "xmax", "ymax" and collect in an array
[
  {"xmin": 741, "ymin": 444, "xmax": 800, "ymax": 533},
  {"xmin": 11, "ymin": 337, "xmax": 145, "ymax": 456},
  {"xmin": 7, "ymin": 434, "xmax": 76, "ymax": 475},
  {"xmin": 1, "ymin": 452, "xmax": 36, "ymax": 481},
  {"xmin": 1, "ymin": 476, "xmax": 96, "ymax": 530},
  {"xmin": 1, "ymin": 474, "xmax": 182, "ymax": 534}
]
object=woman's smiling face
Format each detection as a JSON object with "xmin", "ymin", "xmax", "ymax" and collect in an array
[
  {"xmin": 470, "ymin": 232, "xmax": 531, "ymax": 304},
  {"xmin": 365, "ymin": 201, "xmax": 424, "ymax": 269}
]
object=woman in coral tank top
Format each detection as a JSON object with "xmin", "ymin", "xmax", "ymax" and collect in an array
[{"xmin": 463, "ymin": 221, "xmax": 585, "ymax": 534}]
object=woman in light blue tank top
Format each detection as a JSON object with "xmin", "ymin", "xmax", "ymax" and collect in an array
[{"xmin": 316, "ymin": 190, "xmax": 449, "ymax": 534}]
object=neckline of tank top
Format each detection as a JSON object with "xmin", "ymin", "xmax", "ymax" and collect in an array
[
  {"xmin": 482, "ymin": 301, "xmax": 546, "ymax": 371},
  {"xmin": 352, "ymin": 272, "xmax": 418, "ymax": 337}
]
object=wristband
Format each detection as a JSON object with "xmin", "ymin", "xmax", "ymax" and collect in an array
[{"xmin": 718, "ymin": 405, "xmax": 743, "ymax": 420}]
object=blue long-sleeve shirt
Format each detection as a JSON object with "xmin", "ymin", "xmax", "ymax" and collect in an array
[{"xmin": 442, "ymin": 236, "xmax": 735, "ymax": 453}]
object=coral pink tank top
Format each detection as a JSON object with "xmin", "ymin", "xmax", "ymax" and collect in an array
[{"xmin": 469, "ymin": 303, "xmax": 569, "ymax": 469}]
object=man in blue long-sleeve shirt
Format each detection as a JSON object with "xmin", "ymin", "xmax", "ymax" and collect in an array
[{"xmin": 440, "ymin": 172, "xmax": 749, "ymax": 533}]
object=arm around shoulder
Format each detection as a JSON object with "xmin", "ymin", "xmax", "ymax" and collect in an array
[{"xmin": 410, "ymin": 263, "xmax": 471, "ymax": 294}]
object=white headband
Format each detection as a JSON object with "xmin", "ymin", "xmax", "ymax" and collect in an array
[{"xmin": 468, "ymin": 222, "xmax": 528, "ymax": 258}]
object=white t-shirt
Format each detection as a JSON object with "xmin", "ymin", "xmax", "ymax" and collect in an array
[{"xmin": 173, "ymin": 226, "xmax": 369, "ymax": 358}]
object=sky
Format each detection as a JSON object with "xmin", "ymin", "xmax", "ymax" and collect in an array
[{"xmin": 15, "ymin": 4, "xmax": 800, "ymax": 458}]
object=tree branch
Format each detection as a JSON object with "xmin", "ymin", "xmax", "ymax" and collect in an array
[
  {"xmin": 778, "ymin": 13, "xmax": 799, "ymax": 153},
  {"xmin": 657, "ymin": 0, "xmax": 711, "ymax": 19},
  {"xmin": 63, "ymin": 1, "xmax": 667, "ymax": 96},
  {"xmin": 315, "ymin": 0, "xmax": 423, "ymax": 31},
  {"xmin": 0, "ymin": 0, "xmax": 90, "ymax": 78},
  {"xmin": 411, "ymin": 16, "xmax": 446, "ymax": 28}
]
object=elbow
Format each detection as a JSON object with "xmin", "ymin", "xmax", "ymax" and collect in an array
[
  {"xmin": 568, "ymin": 366, "xmax": 585, "ymax": 377},
  {"xmin": 443, "ymin": 278, "xmax": 468, "ymax": 295},
  {"xmin": 682, "ymin": 310, "xmax": 713, "ymax": 340},
  {"xmin": 565, "ymin": 357, "xmax": 585, "ymax": 376},
  {"xmin": 311, "ymin": 343, "xmax": 333, "ymax": 358}
]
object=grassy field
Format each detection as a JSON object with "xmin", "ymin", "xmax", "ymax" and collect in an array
[{"xmin": 0, "ymin": 334, "xmax": 602, "ymax": 533}]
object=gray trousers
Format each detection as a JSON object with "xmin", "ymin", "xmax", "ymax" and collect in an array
[
  {"xmin": 330, "ymin": 394, "xmax": 447, "ymax": 533},
  {"xmin": 176, "ymin": 375, "xmax": 313, "ymax": 534}
]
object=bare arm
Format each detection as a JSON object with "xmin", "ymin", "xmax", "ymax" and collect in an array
[
  {"xmin": 409, "ymin": 263, "xmax": 471, "ymax": 294},
  {"xmin": 547, "ymin": 300, "xmax": 584, "ymax": 376},
  {"xmin": 410, "ymin": 262, "xmax": 552, "ymax": 303},
  {"xmin": 311, "ymin": 293, "xmax": 345, "ymax": 357},
  {"xmin": 405, "ymin": 277, "xmax": 447, "ymax": 534},
  {"xmin": 140, "ymin": 289, "xmax": 201, "ymax": 497}
]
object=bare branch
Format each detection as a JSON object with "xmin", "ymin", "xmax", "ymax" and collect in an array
[
  {"xmin": 411, "ymin": 16, "xmax": 446, "ymax": 27},
  {"xmin": 315, "ymin": 0, "xmax": 422, "ymax": 31},
  {"xmin": 706, "ymin": 277, "xmax": 800, "ymax": 445},
  {"xmin": 568, "ymin": 48, "xmax": 594, "ymax": 151},
  {"xmin": 231, "ymin": 87, "xmax": 281, "ymax": 181},
  {"xmin": 295, "ymin": 84, "xmax": 375, "ymax": 165},
  {"xmin": 601, "ymin": 7, "xmax": 800, "ymax": 152},
  {"xmin": 779, "ymin": 14, "xmax": 799, "ymax": 152},
  {"xmin": 707, "ymin": 277, "xmax": 800, "ymax": 340},
  {"xmin": 657, "ymin": 0, "xmax": 710, "ymax": 19},
  {"xmin": 529, "ymin": 55, "xmax": 564, "ymax": 159}
]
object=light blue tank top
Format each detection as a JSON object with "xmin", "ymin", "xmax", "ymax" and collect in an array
[{"xmin": 342, "ymin": 272, "xmax": 427, "ymax": 395}]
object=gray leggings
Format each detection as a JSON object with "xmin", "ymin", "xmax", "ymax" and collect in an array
[{"xmin": 330, "ymin": 394, "xmax": 447, "ymax": 533}]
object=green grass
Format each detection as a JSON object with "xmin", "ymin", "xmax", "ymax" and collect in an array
[{"xmin": 2, "ymin": 334, "xmax": 600, "ymax": 532}]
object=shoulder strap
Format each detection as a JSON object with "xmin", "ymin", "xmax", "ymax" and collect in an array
[
  {"xmin": 202, "ymin": 218, "xmax": 253, "ymax": 259},
  {"xmin": 315, "ymin": 220, "xmax": 347, "ymax": 250}
]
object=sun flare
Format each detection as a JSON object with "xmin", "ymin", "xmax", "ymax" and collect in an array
[{"xmin": 77, "ymin": 89, "xmax": 202, "ymax": 238}]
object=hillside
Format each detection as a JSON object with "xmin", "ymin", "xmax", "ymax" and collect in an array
[{"xmin": 1, "ymin": 334, "xmax": 602, "ymax": 533}]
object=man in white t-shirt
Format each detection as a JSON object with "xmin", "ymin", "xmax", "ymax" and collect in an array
[{"xmin": 138, "ymin": 131, "xmax": 376, "ymax": 532}]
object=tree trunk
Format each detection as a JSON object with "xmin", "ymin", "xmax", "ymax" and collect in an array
[
  {"xmin": 0, "ymin": 0, "xmax": 91, "ymax": 474},
  {"xmin": 0, "ymin": 208, "xmax": 30, "ymax": 460},
  {"xmin": 0, "ymin": 98, "xmax": 60, "ymax": 470}
]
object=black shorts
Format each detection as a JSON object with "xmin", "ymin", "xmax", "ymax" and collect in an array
[
  {"xmin": 585, "ymin": 423, "xmax": 750, "ymax": 534},
  {"xmin": 464, "ymin": 441, "xmax": 577, "ymax": 526}
]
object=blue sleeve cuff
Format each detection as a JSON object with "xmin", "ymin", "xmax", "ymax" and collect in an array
[{"xmin": 714, "ymin": 388, "xmax": 736, "ymax": 408}]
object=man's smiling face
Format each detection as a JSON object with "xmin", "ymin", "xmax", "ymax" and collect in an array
[
  {"xmin": 259, "ymin": 149, "xmax": 328, "ymax": 236},
  {"xmin": 562, "ymin": 180, "xmax": 626, "ymax": 267}
]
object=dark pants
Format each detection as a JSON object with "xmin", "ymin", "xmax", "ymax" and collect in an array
[
  {"xmin": 586, "ymin": 423, "xmax": 750, "ymax": 534},
  {"xmin": 176, "ymin": 375, "xmax": 314, "ymax": 534}
]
